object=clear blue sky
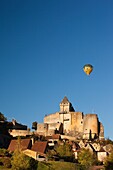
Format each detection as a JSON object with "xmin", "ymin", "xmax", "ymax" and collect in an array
[{"xmin": 0, "ymin": 0, "xmax": 113, "ymax": 139}]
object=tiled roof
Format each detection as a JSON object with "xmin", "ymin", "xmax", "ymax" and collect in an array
[
  {"xmin": 61, "ymin": 96, "xmax": 69, "ymax": 103},
  {"xmin": 8, "ymin": 138, "xmax": 32, "ymax": 152},
  {"xmin": 11, "ymin": 120, "xmax": 27, "ymax": 130},
  {"xmin": 45, "ymin": 136, "xmax": 52, "ymax": 140},
  {"xmin": 99, "ymin": 147, "xmax": 106, "ymax": 152},
  {"xmin": 31, "ymin": 141, "xmax": 48, "ymax": 153},
  {"xmin": 52, "ymin": 134, "xmax": 61, "ymax": 139}
]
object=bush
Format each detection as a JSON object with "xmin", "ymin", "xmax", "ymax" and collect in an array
[
  {"xmin": 0, "ymin": 148, "xmax": 10, "ymax": 157},
  {"xmin": 29, "ymin": 157, "xmax": 38, "ymax": 170},
  {"xmin": 104, "ymin": 151, "xmax": 113, "ymax": 170},
  {"xmin": 2, "ymin": 157, "xmax": 11, "ymax": 168}
]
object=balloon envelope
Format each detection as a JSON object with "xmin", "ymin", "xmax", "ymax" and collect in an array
[{"xmin": 83, "ymin": 64, "xmax": 93, "ymax": 75}]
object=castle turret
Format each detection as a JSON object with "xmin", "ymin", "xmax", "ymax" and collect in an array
[
  {"xmin": 83, "ymin": 114, "xmax": 98, "ymax": 139},
  {"xmin": 60, "ymin": 96, "xmax": 75, "ymax": 112}
]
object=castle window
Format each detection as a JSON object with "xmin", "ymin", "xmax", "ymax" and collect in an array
[{"xmin": 81, "ymin": 121, "xmax": 83, "ymax": 124}]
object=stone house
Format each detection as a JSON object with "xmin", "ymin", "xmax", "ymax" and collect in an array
[
  {"xmin": 97, "ymin": 147, "xmax": 108, "ymax": 162},
  {"xmin": 103, "ymin": 144, "xmax": 113, "ymax": 154},
  {"xmin": 8, "ymin": 139, "xmax": 48, "ymax": 161},
  {"xmin": 31, "ymin": 141, "xmax": 48, "ymax": 161},
  {"xmin": 84, "ymin": 143, "xmax": 95, "ymax": 153},
  {"xmin": 8, "ymin": 138, "xmax": 32, "ymax": 152},
  {"xmin": 91, "ymin": 142, "xmax": 101, "ymax": 151},
  {"xmin": 9, "ymin": 119, "xmax": 31, "ymax": 137},
  {"xmin": 79, "ymin": 140, "xmax": 86, "ymax": 148},
  {"xmin": 23, "ymin": 149, "xmax": 47, "ymax": 161}
]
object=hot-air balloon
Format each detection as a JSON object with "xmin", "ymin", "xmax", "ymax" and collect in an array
[{"xmin": 83, "ymin": 64, "xmax": 93, "ymax": 75}]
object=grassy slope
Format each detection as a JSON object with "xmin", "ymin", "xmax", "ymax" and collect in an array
[{"xmin": 38, "ymin": 161, "xmax": 78, "ymax": 170}]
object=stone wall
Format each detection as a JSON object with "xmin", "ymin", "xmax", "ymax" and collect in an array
[
  {"xmin": 37, "ymin": 123, "xmax": 48, "ymax": 136},
  {"xmin": 44, "ymin": 112, "xmax": 59, "ymax": 124},
  {"xmin": 43, "ymin": 111, "xmax": 102, "ymax": 140},
  {"xmin": 83, "ymin": 114, "xmax": 98, "ymax": 139},
  {"xmin": 9, "ymin": 129, "xmax": 31, "ymax": 137},
  {"xmin": 60, "ymin": 103, "xmax": 70, "ymax": 112},
  {"xmin": 59, "ymin": 112, "xmax": 71, "ymax": 133},
  {"xmin": 99, "ymin": 122, "xmax": 104, "ymax": 139},
  {"xmin": 71, "ymin": 112, "xmax": 83, "ymax": 132}
]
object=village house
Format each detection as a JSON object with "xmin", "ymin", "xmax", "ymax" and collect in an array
[
  {"xmin": 9, "ymin": 119, "xmax": 31, "ymax": 137},
  {"xmin": 97, "ymin": 147, "xmax": 108, "ymax": 162},
  {"xmin": 8, "ymin": 138, "xmax": 32, "ymax": 152}
]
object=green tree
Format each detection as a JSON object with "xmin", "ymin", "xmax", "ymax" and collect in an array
[
  {"xmin": 11, "ymin": 150, "xmax": 37, "ymax": 170},
  {"xmin": 78, "ymin": 148, "xmax": 97, "ymax": 169},
  {"xmin": 11, "ymin": 150, "xmax": 30, "ymax": 170},
  {"xmin": 1, "ymin": 157, "xmax": 11, "ymax": 168},
  {"xmin": 0, "ymin": 112, "xmax": 7, "ymax": 121},
  {"xmin": 46, "ymin": 149, "xmax": 57, "ymax": 160},
  {"xmin": 104, "ymin": 151, "xmax": 113, "ymax": 170},
  {"xmin": 0, "ymin": 149, "xmax": 11, "ymax": 168},
  {"xmin": 32, "ymin": 121, "xmax": 37, "ymax": 130},
  {"xmin": 55, "ymin": 142, "xmax": 73, "ymax": 161},
  {"xmin": 0, "ymin": 148, "xmax": 10, "ymax": 156}
]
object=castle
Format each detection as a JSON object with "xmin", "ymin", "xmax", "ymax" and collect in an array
[{"xmin": 36, "ymin": 96, "xmax": 104, "ymax": 140}]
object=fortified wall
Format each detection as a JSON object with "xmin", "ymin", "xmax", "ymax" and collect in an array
[{"xmin": 37, "ymin": 96, "xmax": 104, "ymax": 140}]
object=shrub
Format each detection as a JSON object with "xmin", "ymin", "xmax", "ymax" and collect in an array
[
  {"xmin": 104, "ymin": 151, "xmax": 113, "ymax": 170},
  {"xmin": 2, "ymin": 157, "xmax": 11, "ymax": 168}
]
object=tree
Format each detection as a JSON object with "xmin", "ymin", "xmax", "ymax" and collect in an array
[
  {"xmin": 55, "ymin": 142, "xmax": 73, "ymax": 161},
  {"xmin": 11, "ymin": 150, "xmax": 31, "ymax": 170},
  {"xmin": 32, "ymin": 121, "xmax": 37, "ymax": 130},
  {"xmin": 11, "ymin": 150, "xmax": 37, "ymax": 170},
  {"xmin": 78, "ymin": 148, "xmax": 97, "ymax": 169},
  {"xmin": 0, "ymin": 148, "xmax": 10, "ymax": 157},
  {"xmin": 46, "ymin": 149, "xmax": 57, "ymax": 160},
  {"xmin": 0, "ymin": 149, "xmax": 11, "ymax": 168},
  {"xmin": 0, "ymin": 112, "xmax": 7, "ymax": 121},
  {"xmin": 104, "ymin": 151, "xmax": 113, "ymax": 170}
]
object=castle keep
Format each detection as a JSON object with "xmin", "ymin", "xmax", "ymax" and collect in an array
[{"xmin": 37, "ymin": 96, "xmax": 104, "ymax": 140}]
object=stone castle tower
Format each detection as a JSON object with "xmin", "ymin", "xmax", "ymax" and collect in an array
[
  {"xmin": 37, "ymin": 96, "xmax": 104, "ymax": 140},
  {"xmin": 60, "ymin": 96, "xmax": 75, "ymax": 112}
]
